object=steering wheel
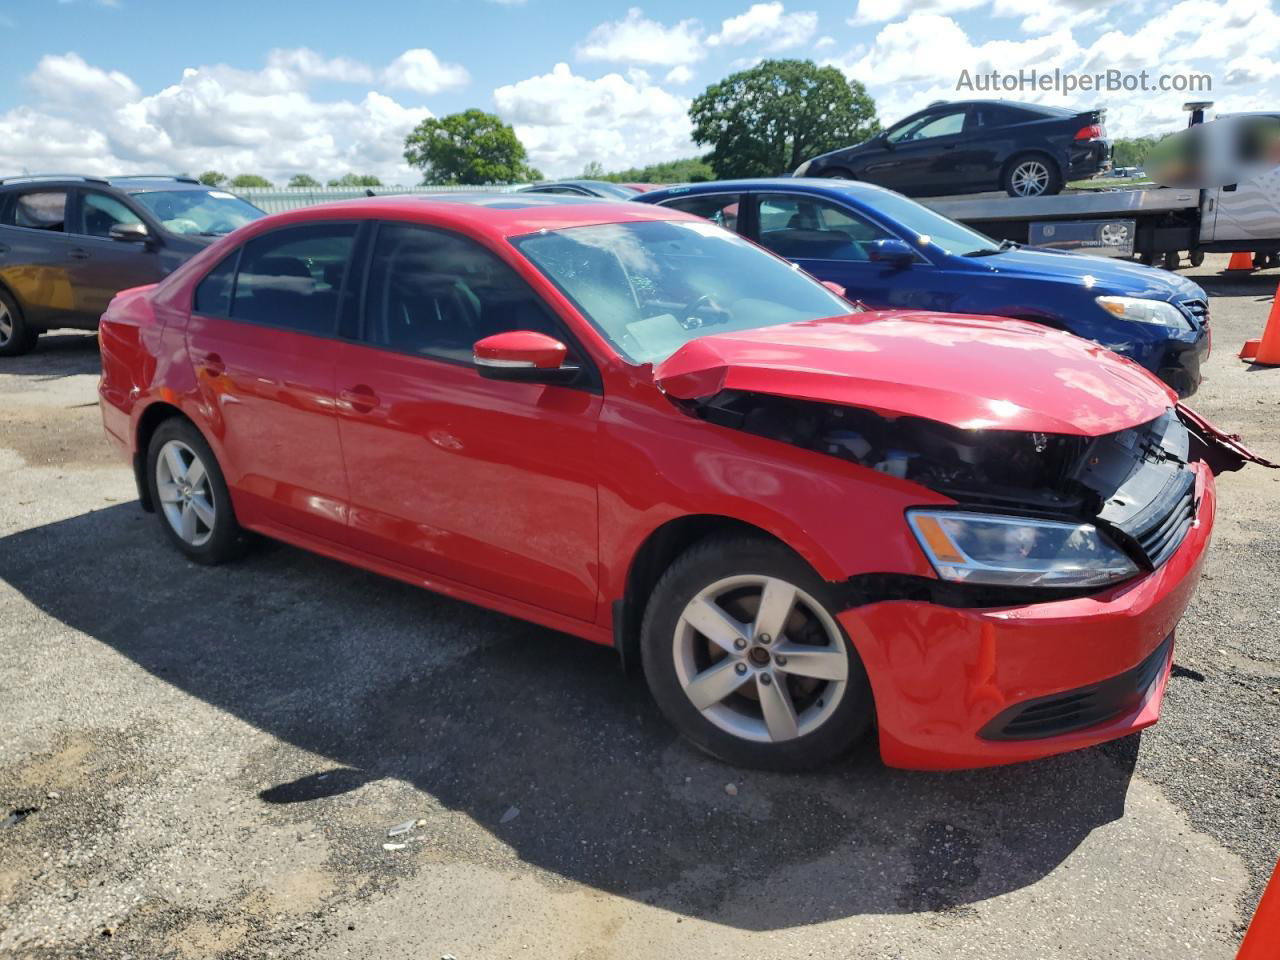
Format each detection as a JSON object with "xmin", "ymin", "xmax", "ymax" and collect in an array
[
  {"xmin": 679, "ymin": 294, "xmax": 731, "ymax": 330},
  {"xmin": 208, "ymin": 220, "xmax": 236, "ymax": 235}
]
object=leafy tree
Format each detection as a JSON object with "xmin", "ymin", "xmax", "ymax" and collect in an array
[
  {"xmin": 327, "ymin": 173, "xmax": 383, "ymax": 187},
  {"xmin": 1111, "ymin": 136, "xmax": 1162, "ymax": 169},
  {"xmin": 287, "ymin": 173, "xmax": 322, "ymax": 188},
  {"xmin": 581, "ymin": 160, "xmax": 606, "ymax": 179},
  {"xmin": 198, "ymin": 170, "xmax": 227, "ymax": 187},
  {"xmin": 230, "ymin": 174, "xmax": 273, "ymax": 188},
  {"xmin": 601, "ymin": 156, "xmax": 715, "ymax": 183},
  {"xmin": 690, "ymin": 59, "xmax": 880, "ymax": 178},
  {"xmin": 404, "ymin": 109, "xmax": 541, "ymax": 185}
]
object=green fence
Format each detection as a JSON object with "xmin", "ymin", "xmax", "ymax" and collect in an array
[{"xmin": 234, "ymin": 184, "xmax": 523, "ymax": 213}]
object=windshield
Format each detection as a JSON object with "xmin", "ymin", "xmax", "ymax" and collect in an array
[
  {"xmin": 851, "ymin": 189, "xmax": 1001, "ymax": 257},
  {"xmin": 511, "ymin": 219, "xmax": 852, "ymax": 365},
  {"xmin": 131, "ymin": 189, "xmax": 264, "ymax": 237}
]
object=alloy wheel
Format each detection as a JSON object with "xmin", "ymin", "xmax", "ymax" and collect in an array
[
  {"xmin": 0, "ymin": 303, "xmax": 12, "ymax": 347},
  {"xmin": 672, "ymin": 574, "xmax": 850, "ymax": 744},
  {"xmin": 155, "ymin": 439, "xmax": 216, "ymax": 547},
  {"xmin": 1010, "ymin": 160, "xmax": 1050, "ymax": 197}
]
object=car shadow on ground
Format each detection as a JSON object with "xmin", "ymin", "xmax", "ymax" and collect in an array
[
  {"xmin": 3, "ymin": 332, "xmax": 100, "ymax": 379},
  {"xmin": 0, "ymin": 503, "xmax": 1141, "ymax": 930}
]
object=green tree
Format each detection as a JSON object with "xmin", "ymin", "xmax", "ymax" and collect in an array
[
  {"xmin": 689, "ymin": 59, "xmax": 880, "ymax": 178},
  {"xmin": 230, "ymin": 174, "xmax": 273, "ymax": 188},
  {"xmin": 581, "ymin": 160, "xmax": 606, "ymax": 179},
  {"xmin": 287, "ymin": 173, "xmax": 321, "ymax": 187},
  {"xmin": 601, "ymin": 156, "xmax": 715, "ymax": 183},
  {"xmin": 326, "ymin": 173, "xmax": 383, "ymax": 187},
  {"xmin": 198, "ymin": 170, "xmax": 227, "ymax": 187},
  {"xmin": 404, "ymin": 109, "xmax": 541, "ymax": 185},
  {"xmin": 1111, "ymin": 136, "xmax": 1162, "ymax": 168}
]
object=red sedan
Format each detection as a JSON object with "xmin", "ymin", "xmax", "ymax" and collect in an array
[{"xmin": 97, "ymin": 195, "xmax": 1259, "ymax": 770}]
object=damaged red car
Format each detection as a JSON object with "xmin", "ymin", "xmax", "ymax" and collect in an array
[{"xmin": 98, "ymin": 196, "xmax": 1270, "ymax": 771}]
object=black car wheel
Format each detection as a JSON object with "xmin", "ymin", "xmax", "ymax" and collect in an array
[
  {"xmin": 1003, "ymin": 154, "xmax": 1063, "ymax": 198},
  {"xmin": 640, "ymin": 534, "xmax": 874, "ymax": 770},
  {"xmin": 0, "ymin": 289, "xmax": 39, "ymax": 357},
  {"xmin": 1188, "ymin": 250, "xmax": 1205, "ymax": 268}
]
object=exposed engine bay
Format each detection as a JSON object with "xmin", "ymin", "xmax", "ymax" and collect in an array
[{"xmin": 685, "ymin": 390, "xmax": 1265, "ymax": 580}]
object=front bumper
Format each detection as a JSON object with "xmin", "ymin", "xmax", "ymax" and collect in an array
[{"xmin": 839, "ymin": 462, "xmax": 1214, "ymax": 770}]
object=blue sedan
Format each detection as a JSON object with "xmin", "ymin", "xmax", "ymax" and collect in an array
[{"xmin": 635, "ymin": 179, "xmax": 1211, "ymax": 397}]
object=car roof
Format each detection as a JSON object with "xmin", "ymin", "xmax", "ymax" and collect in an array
[
  {"xmin": 233, "ymin": 193, "xmax": 696, "ymax": 242},
  {"xmin": 0, "ymin": 175, "xmax": 216, "ymax": 193},
  {"xmin": 638, "ymin": 177, "xmax": 903, "ymax": 203},
  {"xmin": 917, "ymin": 99, "xmax": 1073, "ymax": 115}
]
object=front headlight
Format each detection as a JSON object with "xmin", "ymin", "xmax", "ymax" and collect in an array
[
  {"xmin": 908, "ymin": 510, "xmax": 1138, "ymax": 588},
  {"xmin": 1096, "ymin": 295, "xmax": 1192, "ymax": 330},
  {"xmin": 793, "ymin": 159, "xmax": 813, "ymax": 177}
]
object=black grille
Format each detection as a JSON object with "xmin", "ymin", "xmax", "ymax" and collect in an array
[
  {"xmin": 1125, "ymin": 469, "xmax": 1196, "ymax": 569},
  {"xmin": 980, "ymin": 635, "xmax": 1173, "ymax": 741},
  {"xmin": 1181, "ymin": 298, "xmax": 1210, "ymax": 325}
]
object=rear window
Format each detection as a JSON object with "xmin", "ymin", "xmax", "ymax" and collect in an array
[
  {"xmin": 6, "ymin": 191, "xmax": 68, "ymax": 231},
  {"xmin": 229, "ymin": 223, "xmax": 357, "ymax": 335}
]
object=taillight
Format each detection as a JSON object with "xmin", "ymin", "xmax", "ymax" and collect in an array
[{"xmin": 1074, "ymin": 124, "xmax": 1104, "ymax": 141}]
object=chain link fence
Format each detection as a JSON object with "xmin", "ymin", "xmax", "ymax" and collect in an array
[{"xmin": 233, "ymin": 184, "xmax": 525, "ymax": 213}]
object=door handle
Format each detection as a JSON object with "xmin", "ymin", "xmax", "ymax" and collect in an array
[
  {"xmin": 340, "ymin": 384, "xmax": 379, "ymax": 414},
  {"xmin": 198, "ymin": 352, "xmax": 225, "ymax": 378},
  {"xmin": 68, "ymin": 248, "xmax": 90, "ymax": 260}
]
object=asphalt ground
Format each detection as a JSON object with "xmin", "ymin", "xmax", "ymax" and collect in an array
[{"xmin": 0, "ymin": 252, "xmax": 1277, "ymax": 959}]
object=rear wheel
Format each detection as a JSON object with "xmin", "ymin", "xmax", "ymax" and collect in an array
[
  {"xmin": 1188, "ymin": 249, "xmax": 1205, "ymax": 268},
  {"xmin": 1003, "ymin": 154, "xmax": 1062, "ymax": 197},
  {"xmin": 640, "ymin": 535, "xmax": 873, "ymax": 770},
  {"xmin": 1163, "ymin": 251, "xmax": 1181, "ymax": 271},
  {"xmin": 146, "ymin": 418, "xmax": 246, "ymax": 565},
  {"xmin": 0, "ymin": 290, "xmax": 38, "ymax": 357}
]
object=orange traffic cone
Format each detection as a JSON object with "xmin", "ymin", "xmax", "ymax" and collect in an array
[
  {"xmin": 1226, "ymin": 251, "xmax": 1256, "ymax": 272},
  {"xmin": 1238, "ymin": 857, "xmax": 1280, "ymax": 959},
  {"xmin": 1240, "ymin": 280, "xmax": 1280, "ymax": 365}
]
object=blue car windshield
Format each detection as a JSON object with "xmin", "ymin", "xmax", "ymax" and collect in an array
[
  {"xmin": 850, "ymin": 189, "xmax": 1002, "ymax": 257},
  {"xmin": 512, "ymin": 219, "xmax": 853, "ymax": 365}
]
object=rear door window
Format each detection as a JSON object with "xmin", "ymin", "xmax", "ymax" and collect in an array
[
  {"xmin": 10, "ymin": 191, "xmax": 68, "ymax": 231},
  {"xmin": 194, "ymin": 252, "xmax": 239, "ymax": 316},
  {"xmin": 657, "ymin": 194, "xmax": 743, "ymax": 233},
  {"xmin": 230, "ymin": 223, "xmax": 357, "ymax": 335}
]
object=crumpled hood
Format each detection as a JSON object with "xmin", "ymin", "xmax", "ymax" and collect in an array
[
  {"xmin": 987, "ymin": 247, "xmax": 1206, "ymax": 302},
  {"xmin": 653, "ymin": 311, "xmax": 1176, "ymax": 436}
]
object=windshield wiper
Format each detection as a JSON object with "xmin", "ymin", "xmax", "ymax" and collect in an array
[{"xmin": 963, "ymin": 239, "xmax": 1019, "ymax": 258}]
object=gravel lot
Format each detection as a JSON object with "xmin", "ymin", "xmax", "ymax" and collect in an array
[{"xmin": 1, "ymin": 252, "xmax": 1276, "ymax": 959}]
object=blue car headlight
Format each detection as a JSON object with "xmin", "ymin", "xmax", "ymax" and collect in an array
[
  {"xmin": 908, "ymin": 510, "xmax": 1138, "ymax": 588},
  {"xmin": 1096, "ymin": 295, "xmax": 1192, "ymax": 330}
]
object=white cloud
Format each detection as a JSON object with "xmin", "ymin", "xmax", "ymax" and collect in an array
[
  {"xmin": 577, "ymin": 8, "xmax": 705, "ymax": 66},
  {"xmin": 382, "ymin": 48, "xmax": 470, "ymax": 94},
  {"xmin": 665, "ymin": 65, "xmax": 694, "ymax": 84},
  {"xmin": 0, "ymin": 50, "xmax": 438, "ymax": 184},
  {"xmin": 708, "ymin": 3, "xmax": 818, "ymax": 52},
  {"xmin": 815, "ymin": 35, "xmax": 836, "ymax": 49},
  {"xmin": 494, "ymin": 62, "xmax": 695, "ymax": 176},
  {"xmin": 848, "ymin": 0, "xmax": 983, "ymax": 26},
  {"xmin": 26, "ymin": 53, "xmax": 140, "ymax": 109}
]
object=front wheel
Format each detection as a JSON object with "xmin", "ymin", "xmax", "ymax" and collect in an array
[
  {"xmin": 640, "ymin": 536, "xmax": 874, "ymax": 770},
  {"xmin": 146, "ymin": 418, "xmax": 246, "ymax": 564},
  {"xmin": 1003, "ymin": 155, "xmax": 1062, "ymax": 197}
]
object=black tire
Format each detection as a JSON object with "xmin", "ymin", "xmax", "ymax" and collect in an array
[
  {"xmin": 145, "ymin": 417, "xmax": 246, "ymax": 565},
  {"xmin": 819, "ymin": 167, "xmax": 855, "ymax": 181},
  {"xmin": 1002, "ymin": 153, "xmax": 1063, "ymax": 198},
  {"xmin": 0, "ymin": 288, "xmax": 39, "ymax": 357},
  {"xmin": 1163, "ymin": 251, "xmax": 1181, "ymax": 271},
  {"xmin": 1140, "ymin": 251, "xmax": 1158, "ymax": 267},
  {"xmin": 640, "ymin": 534, "xmax": 874, "ymax": 770},
  {"xmin": 1188, "ymin": 249, "xmax": 1205, "ymax": 268}
]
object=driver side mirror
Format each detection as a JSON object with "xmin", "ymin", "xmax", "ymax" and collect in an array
[
  {"xmin": 473, "ymin": 331, "xmax": 581, "ymax": 385},
  {"xmin": 867, "ymin": 238, "xmax": 916, "ymax": 268},
  {"xmin": 109, "ymin": 222, "xmax": 151, "ymax": 244},
  {"xmin": 820, "ymin": 280, "xmax": 848, "ymax": 299}
]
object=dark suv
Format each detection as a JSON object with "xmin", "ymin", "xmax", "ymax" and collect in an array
[
  {"xmin": 795, "ymin": 100, "xmax": 1111, "ymax": 198},
  {"xmin": 0, "ymin": 174, "xmax": 264, "ymax": 355}
]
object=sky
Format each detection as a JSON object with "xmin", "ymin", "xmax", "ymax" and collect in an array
[{"xmin": 1, "ymin": 0, "xmax": 1277, "ymax": 184}]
